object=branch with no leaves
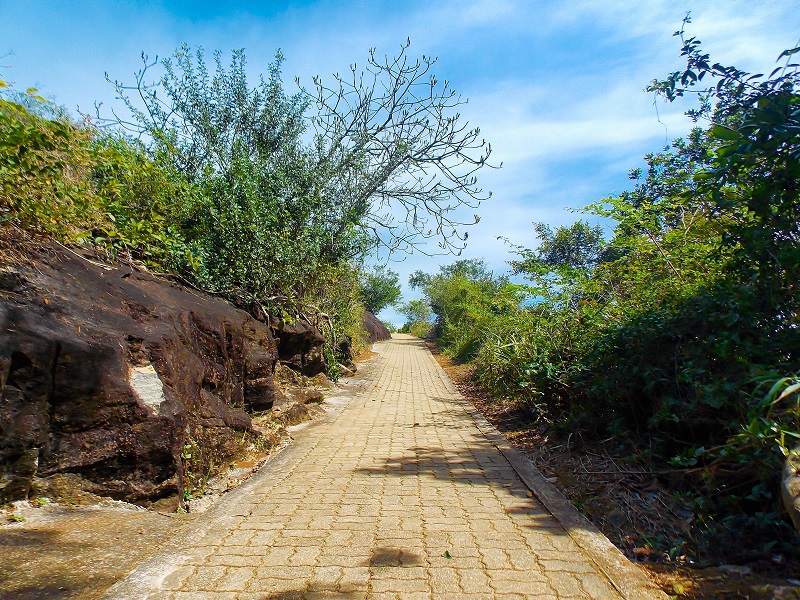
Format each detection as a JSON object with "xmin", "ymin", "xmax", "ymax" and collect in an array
[{"xmin": 304, "ymin": 39, "xmax": 499, "ymax": 256}]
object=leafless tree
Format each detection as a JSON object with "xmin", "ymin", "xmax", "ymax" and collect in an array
[{"xmin": 305, "ymin": 39, "xmax": 497, "ymax": 257}]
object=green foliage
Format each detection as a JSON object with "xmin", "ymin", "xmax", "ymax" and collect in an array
[
  {"xmin": 3, "ymin": 43, "xmax": 495, "ymax": 381},
  {"xmin": 398, "ymin": 298, "xmax": 433, "ymax": 337},
  {"xmin": 110, "ymin": 46, "xmax": 354, "ymax": 301},
  {"xmin": 474, "ymin": 304, "xmax": 576, "ymax": 411},
  {"xmin": 359, "ymin": 265, "xmax": 402, "ymax": 314},
  {"xmin": 299, "ymin": 261, "xmax": 369, "ymax": 376},
  {"xmin": 649, "ymin": 16, "xmax": 800, "ymax": 299},
  {"xmin": 418, "ymin": 31, "xmax": 800, "ymax": 557},
  {"xmin": 90, "ymin": 134, "xmax": 197, "ymax": 268},
  {"xmin": 107, "ymin": 43, "xmax": 493, "ymax": 307},
  {"xmin": 399, "ymin": 321, "xmax": 433, "ymax": 338},
  {"xmin": 0, "ymin": 87, "xmax": 195, "ymax": 268},
  {"xmin": 0, "ymin": 90, "xmax": 100, "ymax": 238},
  {"xmin": 410, "ymin": 259, "xmax": 528, "ymax": 361},
  {"xmin": 508, "ymin": 220, "xmax": 606, "ymax": 279}
]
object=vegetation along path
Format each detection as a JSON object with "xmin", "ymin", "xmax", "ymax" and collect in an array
[{"xmin": 105, "ymin": 335, "xmax": 666, "ymax": 599}]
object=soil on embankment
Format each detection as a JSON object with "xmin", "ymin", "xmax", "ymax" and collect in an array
[{"xmin": 430, "ymin": 345, "xmax": 800, "ymax": 600}]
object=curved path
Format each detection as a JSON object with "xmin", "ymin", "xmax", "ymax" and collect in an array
[{"xmin": 105, "ymin": 335, "xmax": 666, "ymax": 599}]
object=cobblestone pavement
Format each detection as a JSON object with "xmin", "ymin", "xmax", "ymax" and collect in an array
[{"xmin": 106, "ymin": 335, "xmax": 664, "ymax": 599}]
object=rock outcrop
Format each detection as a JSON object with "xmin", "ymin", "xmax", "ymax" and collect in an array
[
  {"xmin": 0, "ymin": 239, "xmax": 280, "ymax": 505},
  {"xmin": 363, "ymin": 310, "xmax": 391, "ymax": 343},
  {"xmin": 269, "ymin": 319, "xmax": 326, "ymax": 376}
]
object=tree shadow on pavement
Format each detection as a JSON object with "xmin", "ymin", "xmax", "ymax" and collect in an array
[{"xmin": 353, "ymin": 436, "xmax": 571, "ymax": 538}]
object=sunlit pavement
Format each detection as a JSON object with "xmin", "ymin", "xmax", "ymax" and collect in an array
[{"xmin": 105, "ymin": 335, "xmax": 665, "ymax": 599}]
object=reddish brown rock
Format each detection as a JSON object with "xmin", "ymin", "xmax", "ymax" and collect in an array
[
  {"xmin": 363, "ymin": 310, "xmax": 391, "ymax": 343},
  {"xmin": 0, "ymin": 239, "xmax": 279, "ymax": 504}
]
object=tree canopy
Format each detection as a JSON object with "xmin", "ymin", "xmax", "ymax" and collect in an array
[
  {"xmin": 105, "ymin": 42, "xmax": 494, "ymax": 308},
  {"xmin": 3, "ymin": 42, "xmax": 494, "ymax": 372},
  {"xmin": 359, "ymin": 265, "xmax": 402, "ymax": 314}
]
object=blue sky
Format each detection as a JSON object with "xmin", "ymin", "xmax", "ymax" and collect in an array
[{"xmin": 2, "ymin": 1, "xmax": 798, "ymax": 325}]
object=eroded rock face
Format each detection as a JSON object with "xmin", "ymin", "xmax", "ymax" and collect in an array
[
  {"xmin": 363, "ymin": 310, "xmax": 391, "ymax": 344},
  {"xmin": 0, "ymin": 240, "xmax": 279, "ymax": 504},
  {"xmin": 270, "ymin": 320, "xmax": 326, "ymax": 376}
]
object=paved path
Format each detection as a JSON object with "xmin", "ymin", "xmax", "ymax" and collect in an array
[{"xmin": 106, "ymin": 335, "xmax": 665, "ymax": 599}]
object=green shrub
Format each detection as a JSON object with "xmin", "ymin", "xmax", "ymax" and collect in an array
[
  {"xmin": 410, "ymin": 34, "xmax": 800, "ymax": 556},
  {"xmin": 90, "ymin": 134, "xmax": 197, "ymax": 270},
  {"xmin": 0, "ymin": 86, "xmax": 196, "ymax": 272},
  {"xmin": 399, "ymin": 319, "xmax": 433, "ymax": 338},
  {"xmin": 0, "ymin": 92, "xmax": 101, "ymax": 239}
]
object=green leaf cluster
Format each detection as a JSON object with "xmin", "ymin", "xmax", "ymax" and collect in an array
[
  {"xmin": 359, "ymin": 265, "xmax": 402, "ymax": 315},
  {"xmin": 398, "ymin": 298, "xmax": 433, "ymax": 338},
  {"xmin": 408, "ymin": 259, "xmax": 531, "ymax": 361},
  {"xmin": 1, "ymin": 91, "xmax": 99, "ymax": 236},
  {"xmin": 1, "ymin": 89, "xmax": 194, "ymax": 268}
]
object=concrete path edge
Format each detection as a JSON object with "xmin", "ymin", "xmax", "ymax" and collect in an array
[
  {"xmin": 427, "ymin": 350, "xmax": 669, "ymax": 600},
  {"xmin": 101, "ymin": 365, "xmax": 380, "ymax": 600}
]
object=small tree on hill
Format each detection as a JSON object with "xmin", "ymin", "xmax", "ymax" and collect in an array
[
  {"xmin": 360, "ymin": 265, "xmax": 402, "ymax": 314},
  {"xmin": 106, "ymin": 41, "xmax": 495, "ymax": 305}
]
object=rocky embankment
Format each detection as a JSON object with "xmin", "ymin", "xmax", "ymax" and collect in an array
[
  {"xmin": 0, "ymin": 237, "xmax": 339, "ymax": 508},
  {"xmin": 363, "ymin": 309, "xmax": 391, "ymax": 343}
]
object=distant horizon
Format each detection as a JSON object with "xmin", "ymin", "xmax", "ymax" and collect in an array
[{"xmin": 2, "ymin": 0, "xmax": 798, "ymax": 326}]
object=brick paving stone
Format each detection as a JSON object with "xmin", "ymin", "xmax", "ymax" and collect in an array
[
  {"xmin": 213, "ymin": 566, "xmax": 256, "ymax": 592},
  {"xmin": 289, "ymin": 546, "xmax": 323, "ymax": 566},
  {"xmin": 370, "ymin": 577, "xmax": 430, "ymax": 594},
  {"xmin": 104, "ymin": 335, "xmax": 667, "ymax": 599},
  {"xmin": 179, "ymin": 565, "xmax": 227, "ymax": 592},
  {"xmin": 259, "ymin": 547, "xmax": 295, "ymax": 567},
  {"xmin": 579, "ymin": 572, "xmax": 623, "ymax": 598},
  {"xmin": 545, "ymin": 569, "xmax": 590, "ymax": 597},
  {"xmin": 160, "ymin": 566, "xmax": 197, "ymax": 591},
  {"xmin": 207, "ymin": 554, "xmax": 262, "ymax": 568}
]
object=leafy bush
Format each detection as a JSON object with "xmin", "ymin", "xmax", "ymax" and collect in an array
[
  {"xmin": 399, "ymin": 320, "xmax": 433, "ymax": 339},
  {"xmin": 409, "ymin": 259, "xmax": 528, "ymax": 361},
  {"xmin": 0, "ymin": 86, "xmax": 194, "ymax": 269},
  {"xmin": 299, "ymin": 261, "xmax": 368, "ymax": 374},
  {"xmin": 359, "ymin": 265, "xmax": 402, "ymax": 315},
  {"xmin": 3, "ymin": 42, "xmax": 495, "ymax": 378},
  {"xmin": 398, "ymin": 298, "xmax": 433, "ymax": 338},
  {"xmin": 0, "ymin": 89, "xmax": 100, "ymax": 239},
  {"xmin": 90, "ymin": 134, "xmax": 197, "ymax": 269},
  {"xmin": 411, "ymin": 31, "xmax": 800, "ymax": 556}
]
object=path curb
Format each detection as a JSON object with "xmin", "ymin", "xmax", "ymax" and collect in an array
[
  {"xmin": 102, "ymin": 362, "xmax": 378, "ymax": 599},
  {"xmin": 428, "ymin": 349, "xmax": 669, "ymax": 600}
]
